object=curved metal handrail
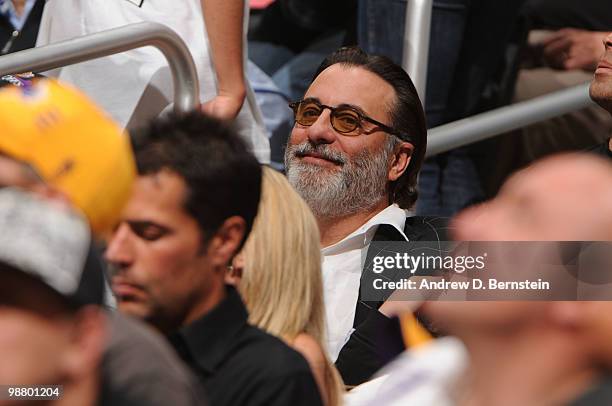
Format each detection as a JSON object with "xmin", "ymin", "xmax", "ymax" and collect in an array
[
  {"xmin": 0, "ymin": 22, "xmax": 199, "ymax": 115},
  {"xmin": 426, "ymin": 83, "xmax": 594, "ymax": 157}
]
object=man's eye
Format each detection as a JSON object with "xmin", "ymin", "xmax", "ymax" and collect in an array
[
  {"xmin": 127, "ymin": 222, "xmax": 170, "ymax": 241},
  {"xmin": 302, "ymin": 107, "xmax": 321, "ymax": 117},
  {"xmin": 138, "ymin": 227, "xmax": 165, "ymax": 241},
  {"xmin": 336, "ymin": 114, "xmax": 359, "ymax": 127}
]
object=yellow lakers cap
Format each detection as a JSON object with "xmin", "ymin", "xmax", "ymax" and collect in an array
[{"xmin": 0, "ymin": 79, "xmax": 136, "ymax": 235}]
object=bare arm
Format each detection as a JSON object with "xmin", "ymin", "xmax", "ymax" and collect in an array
[{"xmin": 200, "ymin": 0, "xmax": 246, "ymax": 120}]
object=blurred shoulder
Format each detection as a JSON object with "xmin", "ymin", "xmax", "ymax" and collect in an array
[{"xmin": 102, "ymin": 312, "xmax": 204, "ymax": 406}]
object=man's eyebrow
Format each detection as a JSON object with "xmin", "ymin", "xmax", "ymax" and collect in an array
[
  {"xmin": 303, "ymin": 97, "xmax": 368, "ymax": 116},
  {"xmin": 337, "ymin": 103, "xmax": 368, "ymax": 116},
  {"xmin": 302, "ymin": 97, "xmax": 320, "ymax": 104}
]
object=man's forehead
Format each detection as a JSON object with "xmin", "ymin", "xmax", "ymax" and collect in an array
[
  {"xmin": 123, "ymin": 172, "xmax": 188, "ymax": 219},
  {"xmin": 137, "ymin": 170, "xmax": 186, "ymax": 194},
  {"xmin": 503, "ymin": 155, "xmax": 612, "ymax": 197},
  {"xmin": 304, "ymin": 64, "xmax": 395, "ymax": 112},
  {"xmin": 476, "ymin": 155, "xmax": 612, "ymax": 238}
]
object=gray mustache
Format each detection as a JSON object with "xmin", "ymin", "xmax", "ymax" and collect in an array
[{"xmin": 290, "ymin": 143, "xmax": 347, "ymax": 165}]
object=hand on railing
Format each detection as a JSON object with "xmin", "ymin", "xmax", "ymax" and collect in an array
[{"xmin": 201, "ymin": 88, "xmax": 245, "ymax": 120}]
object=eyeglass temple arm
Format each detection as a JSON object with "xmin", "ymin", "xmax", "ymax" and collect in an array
[{"xmin": 362, "ymin": 116, "xmax": 410, "ymax": 141}]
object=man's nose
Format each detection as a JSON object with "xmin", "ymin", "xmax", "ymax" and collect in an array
[
  {"xmin": 104, "ymin": 223, "xmax": 134, "ymax": 272},
  {"xmin": 306, "ymin": 109, "xmax": 337, "ymax": 145}
]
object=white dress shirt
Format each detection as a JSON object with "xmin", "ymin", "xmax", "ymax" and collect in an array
[{"xmin": 322, "ymin": 204, "xmax": 409, "ymax": 361}]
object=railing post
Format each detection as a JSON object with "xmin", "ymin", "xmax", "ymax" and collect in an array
[
  {"xmin": 402, "ymin": 0, "xmax": 433, "ymax": 105},
  {"xmin": 0, "ymin": 22, "xmax": 199, "ymax": 115}
]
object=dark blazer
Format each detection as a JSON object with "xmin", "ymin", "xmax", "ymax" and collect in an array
[
  {"xmin": 335, "ymin": 216, "xmax": 451, "ymax": 387},
  {"xmin": 0, "ymin": 0, "xmax": 45, "ymax": 55}
]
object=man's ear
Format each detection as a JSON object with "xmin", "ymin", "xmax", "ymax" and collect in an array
[
  {"xmin": 225, "ymin": 252, "xmax": 245, "ymax": 286},
  {"xmin": 388, "ymin": 142, "xmax": 414, "ymax": 182},
  {"xmin": 206, "ymin": 216, "xmax": 246, "ymax": 270}
]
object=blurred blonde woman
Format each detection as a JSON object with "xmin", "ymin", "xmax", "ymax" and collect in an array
[{"xmin": 229, "ymin": 167, "xmax": 344, "ymax": 406}]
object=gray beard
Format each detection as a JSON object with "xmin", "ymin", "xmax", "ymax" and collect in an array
[{"xmin": 284, "ymin": 142, "xmax": 391, "ymax": 219}]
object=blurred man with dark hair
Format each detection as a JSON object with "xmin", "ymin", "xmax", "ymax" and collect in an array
[
  {"xmin": 284, "ymin": 46, "xmax": 446, "ymax": 385},
  {"xmin": 105, "ymin": 112, "xmax": 323, "ymax": 406}
]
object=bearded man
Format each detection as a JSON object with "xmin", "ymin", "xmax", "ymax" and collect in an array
[{"xmin": 284, "ymin": 46, "xmax": 447, "ymax": 386}]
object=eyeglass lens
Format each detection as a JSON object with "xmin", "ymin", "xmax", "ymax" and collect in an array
[{"xmin": 295, "ymin": 101, "xmax": 361, "ymax": 133}]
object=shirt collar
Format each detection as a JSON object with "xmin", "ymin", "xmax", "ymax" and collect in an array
[
  {"xmin": 170, "ymin": 286, "xmax": 248, "ymax": 375},
  {"xmin": 322, "ymin": 204, "xmax": 409, "ymax": 255}
]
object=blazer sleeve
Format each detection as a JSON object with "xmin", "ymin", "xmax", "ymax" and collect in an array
[{"xmin": 334, "ymin": 310, "xmax": 404, "ymax": 387}]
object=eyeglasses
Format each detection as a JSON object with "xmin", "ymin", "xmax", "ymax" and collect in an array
[{"xmin": 289, "ymin": 98, "xmax": 410, "ymax": 141}]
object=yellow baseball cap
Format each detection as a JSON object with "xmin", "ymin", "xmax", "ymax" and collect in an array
[{"xmin": 0, "ymin": 79, "xmax": 136, "ymax": 235}]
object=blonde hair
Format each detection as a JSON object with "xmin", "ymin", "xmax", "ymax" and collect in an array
[{"xmin": 239, "ymin": 167, "xmax": 343, "ymax": 406}]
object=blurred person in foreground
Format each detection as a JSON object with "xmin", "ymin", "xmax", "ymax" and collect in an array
[
  {"xmin": 0, "ymin": 79, "xmax": 204, "ymax": 405},
  {"xmin": 284, "ymin": 46, "xmax": 448, "ymax": 386},
  {"xmin": 227, "ymin": 167, "xmax": 344, "ymax": 404},
  {"xmin": 0, "ymin": 189, "xmax": 107, "ymax": 406},
  {"xmin": 0, "ymin": 79, "xmax": 135, "ymax": 235},
  {"xmin": 105, "ymin": 112, "xmax": 323, "ymax": 406},
  {"xmin": 346, "ymin": 153, "xmax": 612, "ymax": 406}
]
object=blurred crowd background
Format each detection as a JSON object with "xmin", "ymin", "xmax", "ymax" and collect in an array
[{"xmin": 0, "ymin": 0, "xmax": 611, "ymax": 405}]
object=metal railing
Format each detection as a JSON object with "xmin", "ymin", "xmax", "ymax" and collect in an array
[
  {"xmin": 402, "ymin": 0, "xmax": 433, "ymax": 104},
  {"xmin": 0, "ymin": 22, "xmax": 199, "ymax": 115},
  {"xmin": 401, "ymin": 1, "xmax": 597, "ymax": 157},
  {"xmin": 426, "ymin": 83, "xmax": 594, "ymax": 157}
]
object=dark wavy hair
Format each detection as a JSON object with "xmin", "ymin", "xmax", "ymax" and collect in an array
[
  {"xmin": 131, "ymin": 112, "xmax": 262, "ymax": 249},
  {"xmin": 314, "ymin": 46, "xmax": 427, "ymax": 209}
]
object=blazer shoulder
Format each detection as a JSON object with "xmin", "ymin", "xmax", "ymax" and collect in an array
[{"xmin": 404, "ymin": 215, "xmax": 452, "ymax": 241}]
